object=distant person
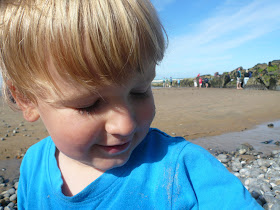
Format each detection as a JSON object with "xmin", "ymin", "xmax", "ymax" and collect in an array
[
  {"xmin": 236, "ymin": 68, "xmax": 243, "ymax": 89},
  {"xmin": 169, "ymin": 77, "xmax": 172, "ymax": 87},
  {"xmin": 243, "ymin": 70, "xmax": 250, "ymax": 87},
  {"xmin": 163, "ymin": 77, "xmax": 166, "ymax": 88},
  {"xmin": 204, "ymin": 77, "xmax": 209, "ymax": 88},
  {"xmin": 199, "ymin": 77, "xmax": 203, "ymax": 88},
  {"xmin": 194, "ymin": 78, "xmax": 198, "ymax": 88},
  {"xmin": 177, "ymin": 79, "xmax": 180, "ymax": 87},
  {"xmin": 249, "ymin": 70, "xmax": 253, "ymax": 78}
]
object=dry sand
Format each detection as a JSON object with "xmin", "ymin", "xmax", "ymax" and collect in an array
[
  {"xmin": 0, "ymin": 87, "xmax": 280, "ymax": 182},
  {"xmin": 1, "ymin": 88, "xmax": 280, "ymax": 160}
]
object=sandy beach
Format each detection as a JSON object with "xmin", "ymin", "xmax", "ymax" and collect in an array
[
  {"xmin": 0, "ymin": 87, "xmax": 280, "ymax": 184},
  {"xmin": 152, "ymin": 88, "xmax": 280, "ymax": 139},
  {"xmin": 1, "ymin": 87, "xmax": 280, "ymax": 160}
]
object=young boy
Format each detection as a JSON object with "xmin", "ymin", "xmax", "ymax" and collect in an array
[{"xmin": 0, "ymin": 0, "xmax": 261, "ymax": 209}]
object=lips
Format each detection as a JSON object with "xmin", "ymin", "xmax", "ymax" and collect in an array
[{"xmin": 98, "ymin": 141, "xmax": 131, "ymax": 154}]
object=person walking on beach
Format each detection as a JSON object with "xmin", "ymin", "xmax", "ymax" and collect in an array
[
  {"xmin": 236, "ymin": 68, "xmax": 243, "ymax": 89},
  {"xmin": 1, "ymin": 0, "xmax": 261, "ymax": 209},
  {"xmin": 163, "ymin": 77, "xmax": 166, "ymax": 88},
  {"xmin": 199, "ymin": 77, "xmax": 203, "ymax": 88},
  {"xmin": 243, "ymin": 70, "xmax": 250, "ymax": 87},
  {"xmin": 194, "ymin": 78, "xmax": 198, "ymax": 88},
  {"xmin": 204, "ymin": 77, "xmax": 209, "ymax": 88},
  {"xmin": 177, "ymin": 79, "xmax": 180, "ymax": 87},
  {"xmin": 169, "ymin": 77, "xmax": 172, "ymax": 87}
]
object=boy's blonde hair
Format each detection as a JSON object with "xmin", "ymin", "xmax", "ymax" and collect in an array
[{"xmin": 0, "ymin": 0, "xmax": 166, "ymax": 108}]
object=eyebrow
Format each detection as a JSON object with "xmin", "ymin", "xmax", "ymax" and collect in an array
[{"xmin": 50, "ymin": 92, "xmax": 99, "ymax": 108}]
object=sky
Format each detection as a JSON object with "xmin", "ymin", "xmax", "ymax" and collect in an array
[
  {"xmin": 1, "ymin": 0, "xmax": 279, "ymax": 83},
  {"xmin": 151, "ymin": 0, "xmax": 280, "ymax": 79}
]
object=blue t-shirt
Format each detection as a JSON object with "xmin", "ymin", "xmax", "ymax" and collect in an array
[{"xmin": 18, "ymin": 128, "xmax": 261, "ymax": 209}]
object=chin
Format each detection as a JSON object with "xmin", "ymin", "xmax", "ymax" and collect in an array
[{"xmin": 95, "ymin": 156, "xmax": 131, "ymax": 172}]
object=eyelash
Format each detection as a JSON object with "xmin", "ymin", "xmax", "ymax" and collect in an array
[
  {"xmin": 77, "ymin": 89, "xmax": 150, "ymax": 115},
  {"xmin": 130, "ymin": 89, "xmax": 150, "ymax": 98},
  {"xmin": 77, "ymin": 100, "xmax": 101, "ymax": 115}
]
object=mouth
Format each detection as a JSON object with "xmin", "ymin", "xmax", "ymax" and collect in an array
[{"xmin": 98, "ymin": 141, "xmax": 131, "ymax": 155}]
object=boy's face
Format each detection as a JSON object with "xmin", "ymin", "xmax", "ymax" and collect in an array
[{"xmin": 31, "ymin": 62, "xmax": 156, "ymax": 171}]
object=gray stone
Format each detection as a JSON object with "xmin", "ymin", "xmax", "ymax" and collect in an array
[
  {"xmin": 7, "ymin": 202, "xmax": 14, "ymax": 208},
  {"xmin": 238, "ymin": 149, "xmax": 247, "ymax": 155},
  {"xmin": 232, "ymin": 161, "xmax": 242, "ymax": 172},
  {"xmin": 236, "ymin": 143, "xmax": 254, "ymax": 151},
  {"xmin": 217, "ymin": 154, "xmax": 229, "ymax": 163},
  {"xmin": 3, "ymin": 194, "xmax": 9, "ymax": 199},
  {"xmin": 272, "ymin": 150, "xmax": 280, "ymax": 155},
  {"xmin": 264, "ymin": 192, "xmax": 278, "ymax": 203},
  {"xmin": 9, "ymin": 194, "xmax": 16, "ymax": 202},
  {"xmin": 257, "ymin": 159, "xmax": 272, "ymax": 167},
  {"xmin": 239, "ymin": 168, "xmax": 251, "ymax": 177},
  {"xmin": 7, "ymin": 189, "xmax": 15, "ymax": 195},
  {"xmin": 14, "ymin": 182, "xmax": 18, "ymax": 190},
  {"xmin": 250, "ymin": 168, "xmax": 264, "ymax": 178},
  {"xmin": 271, "ymin": 203, "xmax": 280, "ymax": 210},
  {"xmin": 261, "ymin": 183, "xmax": 272, "ymax": 193}
]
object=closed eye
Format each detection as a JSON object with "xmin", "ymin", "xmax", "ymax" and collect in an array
[
  {"xmin": 77, "ymin": 99, "xmax": 102, "ymax": 115},
  {"xmin": 130, "ymin": 88, "xmax": 151, "ymax": 98}
]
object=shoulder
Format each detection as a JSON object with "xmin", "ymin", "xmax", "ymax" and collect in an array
[
  {"xmin": 141, "ymin": 128, "xmax": 212, "ymax": 163},
  {"xmin": 20, "ymin": 136, "xmax": 54, "ymax": 171}
]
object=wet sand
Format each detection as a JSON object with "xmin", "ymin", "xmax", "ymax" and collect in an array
[
  {"xmin": 1, "ymin": 88, "xmax": 280, "ymax": 182},
  {"xmin": 152, "ymin": 88, "xmax": 280, "ymax": 139}
]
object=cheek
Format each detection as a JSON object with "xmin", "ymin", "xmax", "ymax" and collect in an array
[
  {"xmin": 136, "ymin": 97, "xmax": 155, "ymax": 125},
  {"xmin": 41, "ymin": 110, "xmax": 100, "ymax": 148}
]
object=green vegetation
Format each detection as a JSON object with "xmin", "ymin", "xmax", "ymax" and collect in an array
[{"xmin": 268, "ymin": 65, "xmax": 278, "ymax": 72}]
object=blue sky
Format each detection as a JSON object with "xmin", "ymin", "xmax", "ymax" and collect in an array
[{"xmin": 152, "ymin": 0, "xmax": 280, "ymax": 79}]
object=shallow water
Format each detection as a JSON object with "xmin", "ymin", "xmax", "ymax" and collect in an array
[
  {"xmin": 0, "ymin": 120, "xmax": 280, "ymax": 186},
  {"xmin": 190, "ymin": 120, "xmax": 280, "ymax": 155}
]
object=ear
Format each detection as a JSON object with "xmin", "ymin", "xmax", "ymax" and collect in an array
[{"xmin": 7, "ymin": 81, "xmax": 40, "ymax": 122}]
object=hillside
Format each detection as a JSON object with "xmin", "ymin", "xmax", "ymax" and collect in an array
[{"xmin": 156, "ymin": 59, "xmax": 280, "ymax": 90}]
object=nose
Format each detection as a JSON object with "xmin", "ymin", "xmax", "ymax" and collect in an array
[{"xmin": 105, "ymin": 105, "xmax": 137, "ymax": 137}]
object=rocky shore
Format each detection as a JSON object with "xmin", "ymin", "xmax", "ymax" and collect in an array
[
  {"xmin": 214, "ymin": 144, "xmax": 280, "ymax": 210},
  {"xmin": 1, "ymin": 144, "xmax": 280, "ymax": 209},
  {"xmin": 153, "ymin": 59, "xmax": 280, "ymax": 91}
]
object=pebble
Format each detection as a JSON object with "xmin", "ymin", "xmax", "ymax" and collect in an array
[
  {"xmin": 211, "ymin": 143, "xmax": 280, "ymax": 209},
  {"xmin": 267, "ymin": 123, "xmax": 274, "ymax": 128},
  {"xmin": 9, "ymin": 194, "xmax": 16, "ymax": 202},
  {"xmin": 0, "ymin": 143, "xmax": 279, "ymax": 209},
  {"xmin": 0, "ymin": 182, "xmax": 18, "ymax": 209}
]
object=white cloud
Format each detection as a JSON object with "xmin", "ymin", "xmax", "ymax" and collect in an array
[{"xmin": 157, "ymin": 0, "xmax": 280, "ymax": 78}]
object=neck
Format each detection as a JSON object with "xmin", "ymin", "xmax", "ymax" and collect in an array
[{"xmin": 56, "ymin": 149, "xmax": 104, "ymax": 196}]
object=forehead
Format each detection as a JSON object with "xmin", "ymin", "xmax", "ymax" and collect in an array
[{"xmin": 42, "ymin": 59, "xmax": 156, "ymax": 104}]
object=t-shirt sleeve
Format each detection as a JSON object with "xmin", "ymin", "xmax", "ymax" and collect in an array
[
  {"xmin": 172, "ymin": 143, "xmax": 263, "ymax": 210},
  {"xmin": 17, "ymin": 149, "xmax": 31, "ymax": 209}
]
